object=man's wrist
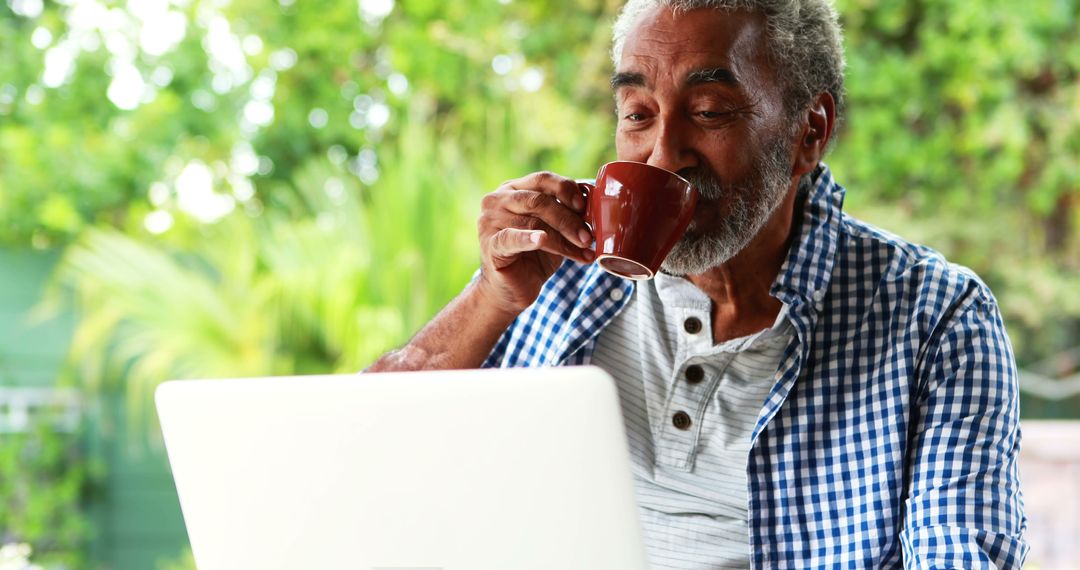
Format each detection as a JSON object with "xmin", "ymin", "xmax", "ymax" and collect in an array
[{"xmin": 470, "ymin": 270, "xmax": 526, "ymax": 325}]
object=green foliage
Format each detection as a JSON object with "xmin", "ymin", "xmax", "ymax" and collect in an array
[
  {"xmin": 40, "ymin": 100, "xmax": 611, "ymax": 426},
  {"xmin": 0, "ymin": 421, "xmax": 93, "ymax": 569},
  {"xmin": 832, "ymin": 0, "xmax": 1080, "ymax": 363},
  {"xmin": 19, "ymin": 0, "xmax": 614, "ymax": 391},
  {"xmin": 155, "ymin": 547, "xmax": 194, "ymax": 570}
]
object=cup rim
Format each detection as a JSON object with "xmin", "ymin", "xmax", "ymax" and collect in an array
[
  {"xmin": 596, "ymin": 254, "xmax": 655, "ymax": 281},
  {"xmin": 601, "ymin": 160, "xmax": 692, "ymax": 187}
]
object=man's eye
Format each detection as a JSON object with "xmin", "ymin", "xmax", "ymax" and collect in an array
[
  {"xmin": 623, "ymin": 113, "xmax": 646, "ymax": 121},
  {"xmin": 698, "ymin": 111, "xmax": 725, "ymax": 119}
]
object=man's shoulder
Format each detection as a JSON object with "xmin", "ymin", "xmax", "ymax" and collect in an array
[
  {"xmin": 835, "ymin": 212, "xmax": 996, "ymax": 313},
  {"xmin": 482, "ymin": 260, "xmax": 630, "ymax": 368}
]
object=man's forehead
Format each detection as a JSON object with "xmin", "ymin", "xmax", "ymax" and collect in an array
[{"xmin": 613, "ymin": 6, "xmax": 767, "ymax": 89}]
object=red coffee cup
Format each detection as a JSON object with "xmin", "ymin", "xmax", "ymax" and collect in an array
[{"xmin": 578, "ymin": 161, "xmax": 698, "ymax": 280}]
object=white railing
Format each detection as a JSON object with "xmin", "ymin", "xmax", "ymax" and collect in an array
[
  {"xmin": 1019, "ymin": 346, "xmax": 1080, "ymax": 401},
  {"xmin": 0, "ymin": 387, "xmax": 81, "ymax": 433},
  {"xmin": 1020, "ymin": 370, "xmax": 1080, "ymax": 400}
]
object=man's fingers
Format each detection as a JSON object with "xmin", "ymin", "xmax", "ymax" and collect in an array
[
  {"xmin": 507, "ymin": 171, "xmax": 586, "ymax": 213},
  {"xmin": 503, "ymin": 190, "xmax": 592, "ymax": 248},
  {"xmin": 532, "ymin": 229, "xmax": 594, "ymax": 263},
  {"xmin": 489, "ymin": 227, "xmax": 594, "ymax": 266},
  {"xmin": 480, "ymin": 170, "xmax": 595, "ymax": 264}
]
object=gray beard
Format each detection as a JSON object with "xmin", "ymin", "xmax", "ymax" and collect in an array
[{"xmin": 660, "ymin": 136, "xmax": 794, "ymax": 277}]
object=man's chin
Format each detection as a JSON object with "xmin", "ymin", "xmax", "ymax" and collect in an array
[{"xmin": 660, "ymin": 233, "xmax": 741, "ymax": 277}]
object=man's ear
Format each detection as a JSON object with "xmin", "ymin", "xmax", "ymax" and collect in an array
[{"xmin": 791, "ymin": 92, "xmax": 836, "ymax": 179}]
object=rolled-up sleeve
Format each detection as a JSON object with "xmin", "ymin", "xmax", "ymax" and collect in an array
[{"xmin": 901, "ymin": 296, "xmax": 1029, "ymax": 568}]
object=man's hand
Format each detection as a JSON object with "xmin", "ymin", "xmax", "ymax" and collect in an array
[
  {"xmin": 476, "ymin": 171, "xmax": 595, "ymax": 315},
  {"xmin": 366, "ymin": 170, "xmax": 594, "ymax": 372}
]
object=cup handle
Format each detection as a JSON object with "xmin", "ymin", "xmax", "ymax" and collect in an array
[{"xmin": 577, "ymin": 181, "xmax": 594, "ymax": 227}]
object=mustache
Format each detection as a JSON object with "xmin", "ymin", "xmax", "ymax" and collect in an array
[{"xmin": 677, "ymin": 167, "xmax": 725, "ymax": 201}]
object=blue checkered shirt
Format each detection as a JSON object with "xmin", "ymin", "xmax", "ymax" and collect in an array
[{"xmin": 481, "ymin": 164, "xmax": 1028, "ymax": 568}]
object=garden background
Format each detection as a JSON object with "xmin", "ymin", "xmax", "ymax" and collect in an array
[{"xmin": 1, "ymin": 0, "xmax": 1079, "ymax": 568}]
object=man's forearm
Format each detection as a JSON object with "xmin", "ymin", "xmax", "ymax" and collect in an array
[{"xmin": 365, "ymin": 280, "xmax": 520, "ymax": 372}]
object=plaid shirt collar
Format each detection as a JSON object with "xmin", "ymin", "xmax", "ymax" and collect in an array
[{"xmin": 770, "ymin": 163, "xmax": 843, "ymax": 311}]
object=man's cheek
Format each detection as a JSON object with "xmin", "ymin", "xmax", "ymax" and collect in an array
[{"xmin": 614, "ymin": 131, "xmax": 652, "ymax": 162}]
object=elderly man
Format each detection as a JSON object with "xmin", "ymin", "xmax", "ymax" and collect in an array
[{"xmin": 370, "ymin": 0, "xmax": 1028, "ymax": 567}]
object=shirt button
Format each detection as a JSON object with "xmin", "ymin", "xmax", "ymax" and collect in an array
[
  {"xmin": 672, "ymin": 411, "xmax": 692, "ymax": 431},
  {"xmin": 685, "ymin": 364, "xmax": 705, "ymax": 384},
  {"xmin": 609, "ymin": 288, "xmax": 625, "ymax": 302},
  {"xmin": 683, "ymin": 317, "xmax": 703, "ymax": 334}
]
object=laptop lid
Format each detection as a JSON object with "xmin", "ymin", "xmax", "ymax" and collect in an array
[{"xmin": 155, "ymin": 366, "xmax": 647, "ymax": 570}]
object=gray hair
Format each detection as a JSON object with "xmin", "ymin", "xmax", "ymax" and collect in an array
[{"xmin": 611, "ymin": 0, "xmax": 846, "ymax": 129}]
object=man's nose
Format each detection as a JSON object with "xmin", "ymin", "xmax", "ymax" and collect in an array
[{"xmin": 645, "ymin": 117, "xmax": 696, "ymax": 173}]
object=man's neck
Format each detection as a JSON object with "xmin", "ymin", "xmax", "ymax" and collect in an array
[{"xmin": 685, "ymin": 184, "xmax": 802, "ymax": 344}]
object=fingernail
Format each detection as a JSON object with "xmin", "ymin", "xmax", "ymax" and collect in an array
[
  {"xmin": 530, "ymin": 231, "xmax": 543, "ymax": 244},
  {"xmin": 578, "ymin": 229, "xmax": 592, "ymax": 247},
  {"xmin": 583, "ymin": 249, "xmax": 595, "ymax": 262}
]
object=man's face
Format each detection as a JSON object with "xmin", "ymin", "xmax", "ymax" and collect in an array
[{"xmin": 613, "ymin": 7, "xmax": 799, "ymax": 275}]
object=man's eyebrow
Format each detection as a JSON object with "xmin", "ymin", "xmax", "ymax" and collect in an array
[
  {"xmin": 610, "ymin": 71, "xmax": 647, "ymax": 90},
  {"xmin": 685, "ymin": 67, "xmax": 739, "ymax": 87}
]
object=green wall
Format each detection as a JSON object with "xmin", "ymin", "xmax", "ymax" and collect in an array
[
  {"xmin": 0, "ymin": 249, "xmax": 70, "ymax": 388},
  {"xmin": 0, "ymin": 249, "xmax": 189, "ymax": 569}
]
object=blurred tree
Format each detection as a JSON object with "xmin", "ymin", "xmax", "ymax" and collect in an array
[
  {"xmin": 831, "ymin": 0, "xmax": 1080, "ymax": 366},
  {"xmin": 0, "ymin": 420, "xmax": 93, "ymax": 569},
  {"xmin": 25, "ymin": 0, "xmax": 619, "ymax": 419},
  {"xmin": 42, "ymin": 112, "xmax": 514, "ymax": 427}
]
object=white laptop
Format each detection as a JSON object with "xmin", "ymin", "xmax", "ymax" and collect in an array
[{"xmin": 155, "ymin": 366, "xmax": 648, "ymax": 570}]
